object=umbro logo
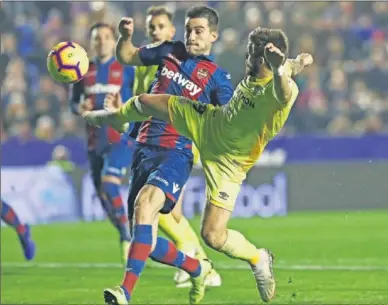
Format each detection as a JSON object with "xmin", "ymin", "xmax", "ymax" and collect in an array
[{"xmin": 219, "ymin": 192, "xmax": 229, "ymax": 200}]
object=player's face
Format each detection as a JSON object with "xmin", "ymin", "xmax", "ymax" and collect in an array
[
  {"xmin": 90, "ymin": 27, "xmax": 116, "ymax": 59},
  {"xmin": 146, "ymin": 14, "xmax": 175, "ymax": 43},
  {"xmin": 185, "ymin": 17, "xmax": 218, "ymax": 56}
]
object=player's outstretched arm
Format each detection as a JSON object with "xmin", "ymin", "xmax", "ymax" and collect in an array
[
  {"xmin": 116, "ymin": 17, "xmax": 142, "ymax": 66},
  {"xmin": 286, "ymin": 53, "xmax": 313, "ymax": 76},
  {"xmin": 264, "ymin": 43, "xmax": 294, "ymax": 104}
]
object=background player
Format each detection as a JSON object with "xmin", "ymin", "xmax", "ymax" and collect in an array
[
  {"xmin": 84, "ymin": 27, "xmax": 313, "ymax": 303},
  {"xmin": 101, "ymin": 5, "xmax": 233, "ymax": 305},
  {"xmin": 124, "ymin": 5, "xmax": 221, "ymax": 288},
  {"xmin": 69, "ymin": 23, "xmax": 135, "ymax": 264},
  {"xmin": 1, "ymin": 199, "xmax": 35, "ymax": 260}
]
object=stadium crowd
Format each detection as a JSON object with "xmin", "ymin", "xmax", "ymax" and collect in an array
[{"xmin": 1, "ymin": 1, "xmax": 388, "ymax": 143}]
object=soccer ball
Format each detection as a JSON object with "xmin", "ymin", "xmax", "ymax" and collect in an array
[{"xmin": 47, "ymin": 42, "xmax": 89, "ymax": 84}]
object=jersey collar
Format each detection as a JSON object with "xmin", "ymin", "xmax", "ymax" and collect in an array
[
  {"xmin": 247, "ymin": 75, "xmax": 273, "ymax": 86},
  {"xmin": 191, "ymin": 54, "xmax": 215, "ymax": 62},
  {"xmin": 197, "ymin": 54, "xmax": 215, "ymax": 61},
  {"xmin": 94, "ymin": 56, "xmax": 115, "ymax": 65}
]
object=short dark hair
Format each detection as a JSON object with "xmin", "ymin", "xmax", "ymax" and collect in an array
[
  {"xmin": 89, "ymin": 22, "xmax": 117, "ymax": 38},
  {"xmin": 147, "ymin": 5, "xmax": 174, "ymax": 22},
  {"xmin": 247, "ymin": 27, "xmax": 289, "ymax": 75},
  {"xmin": 186, "ymin": 5, "xmax": 219, "ymax": 31}
]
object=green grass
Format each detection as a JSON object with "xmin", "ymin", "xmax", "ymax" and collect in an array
[{"xmin": 2, "ymin": 211, "xmax": 388, "ymax": 304}]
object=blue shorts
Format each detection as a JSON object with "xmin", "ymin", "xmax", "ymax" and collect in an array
[
  {"xmin": 88, "ymin": 142, "xmax": 134, "ymax": 188},
  {"xmin": 127, "ymin": 144, "xmax": 193, "ymax": 218}
]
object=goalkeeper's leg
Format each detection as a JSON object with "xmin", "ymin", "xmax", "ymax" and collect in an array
[{"xmin": 159, "ymin": 189, "xmax": 221, "ymax": 288}]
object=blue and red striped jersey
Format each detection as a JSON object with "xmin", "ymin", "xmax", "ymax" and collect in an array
[
  {"xmin": 69, "ymin": 56, "xmax": 135, "ymax": 154},
  {"xmin": 136, "ymin": 40, "xmax": 233, "ymax": 153}
]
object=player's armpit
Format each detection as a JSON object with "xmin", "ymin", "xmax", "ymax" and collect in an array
[{"xmin": 115, "ymin": 37, "xmax": 142, "ymax": 66}]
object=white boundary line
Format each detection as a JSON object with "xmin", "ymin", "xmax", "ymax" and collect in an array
[{"xmin": 2, "ymin": 262, "xmax": 388, "ymax": 272}]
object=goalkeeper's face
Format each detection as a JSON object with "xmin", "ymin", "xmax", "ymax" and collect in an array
[
  {"xmin": 185, "ymin": 17, "xmax": 218, "ymax": 56},
  {"xmin": 91, "ymin": 26, "xmax": 116, "ymax": 59}
]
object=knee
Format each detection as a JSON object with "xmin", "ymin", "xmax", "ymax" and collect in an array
[
  {"xmin": 101, "ymin": 182, "xmax": 119, "ymax": 201},
  {"xmin": 101, "ymin": 176, "xmax": 121, "ymax": 193},
  {"xmin": 133, "ymin": 185, "xmax": 165, "ymax": 222},
  {"xmin": 137, "ymin": 94, "xmax": 151, "ymax": 111},
  {"xmin": 200, "ymin": 224, "xmax": 226, "ymax": 250}
]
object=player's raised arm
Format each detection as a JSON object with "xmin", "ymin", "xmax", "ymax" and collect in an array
[
  {"xmin": 264, "ymin": 43, "xmax": 295, "ymax": 104},
  {"xmin": 116, "ymin": 17, "xmax": 175, "ymax": 67},
  {"xmin": 116, "ymin": 17, "xmax": 142, "ymax": 65}
]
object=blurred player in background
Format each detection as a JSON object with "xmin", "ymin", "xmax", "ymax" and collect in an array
[
  {"xmin": 1, "ymin": 199, "xmax": 36, "ymax": 260},
  {"xmin": 131, "ymin": 5, "xmax": 221, "ymax": 289},
  {"xmin": 69, "ymin": 23, "xmax": 135, "ymax": 264},
  {"xmin": 1, "ymin": 24, "xmax": 36, "ymax": 262},
  {"xmin": 84, "ymin": 27, "xmax": 313, "ymax": 303},
  {"xmin": 99, "ymin": 5, "xmax": 233, "ymax": 305}
]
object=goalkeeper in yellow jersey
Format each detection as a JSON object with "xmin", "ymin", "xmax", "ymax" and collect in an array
[
  {"xmin": 130, "ymin": 5, "xmax": 221, "ymax": 288},
  {"xmin": 84, "ymin": 27, "xmax": 313, "ymax": 303}
]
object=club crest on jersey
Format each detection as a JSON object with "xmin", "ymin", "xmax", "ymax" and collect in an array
[
  {"xmin": 197, "ymin": 68, "xmax": 208, "ymax": 79},
  {"xmin": 112, "ymin": 71, "xmax": 121, "ymax": 78}
]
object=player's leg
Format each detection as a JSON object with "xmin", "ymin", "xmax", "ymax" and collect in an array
[
  {"xmin": 105, "ymin": 184, "xmax": 211, "ymax": 304},
  {"xmin": 1, "ymin": 199, "xmax": 35, "ymax": 260},
  {"xmin": 171, "ymin": 191, "xmax": 207, "ymax": 258},
  {"xmin": 88, "ymin": 151, "xmax": 119, "ymax": 228},
  {"xmin": 104, "ymin": 148, "xmax": 210, "ymax": 304},
  {"xmin": 115, "ymin": 93, "xmax": 202, "ymax": 133},
  {"xmin": 167, "ymin": 188, "xmax": 222, "ymax": 288},
  {"xmin": 200, "ymin": 163, "xmax": 275, "ymax": 302},
  {"xmin": 159, "ymin": 191, "xmax": 199, "ymax": 288},
  {"xmin": 101, "ymin": 142, "xmax": 133, "ymax": 264}
]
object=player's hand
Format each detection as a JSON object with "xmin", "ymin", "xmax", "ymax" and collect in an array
[
  {"xmin": 82, "ymin": 111, "xmax": 102, "ymax": 128},
  {"xmin": 264, "ymin": 43, "xmax": 285, "ymax": 70},
  {"xmin": 296, "ymin": 53, "xmax": 314, "ymax": 67},
  {"xmin": 118, "ymin": 17, "xmax": 134, "ymax": 39},
  {"xmin": 104, "ymin": 92, "xmax": 122, "ymax": 111},
  {"xmin": 78, "ymin": 98, "xmax": 94, "ymax": 114}
]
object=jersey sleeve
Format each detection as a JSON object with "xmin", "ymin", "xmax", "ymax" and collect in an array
[
  {"xmin": 68, "ymin": 79, "xmax": 85, "ymax": 115},
  {"xmin": 138, "ymin": 41, "xmax": 175, "ymax": 66},
  {"xmin": 121, "ymin": 65, "xmax": 135, "ymax": 101},
  {"xmin": 120, "ymin": 66, "xmax": 136, "ymax": 138},
  {"xmin": 284, "ymin": 60, "xmax": 295, "ymax": 77},
  {"xmin": 211, "ymin": 70, "xmax": 234, "ymax": 106}
]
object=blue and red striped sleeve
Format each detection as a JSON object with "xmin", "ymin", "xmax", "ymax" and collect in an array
[{"xmin": 138, "ymin": 41, "xmax": 177, "ymax": 66}]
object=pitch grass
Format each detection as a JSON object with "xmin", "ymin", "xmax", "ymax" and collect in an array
[{"xmin": 2, "ymin": 211, "xmax": 388, "ymax": 304}]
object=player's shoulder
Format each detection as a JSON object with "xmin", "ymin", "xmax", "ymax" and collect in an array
[
  {"xmin": 199, "ymin": 60, "xmax": 231, "ymax": 83},
  {"xmin": 168, "ymin": 40, "xmax": 187, "ymax": 56},
  {"xmin": 214, "ymin": 65, "xmax": 232, "ymax": 81},
  {"xmin": 144, "ymin": 40, "xmax": 183, "ymax": 49}
]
